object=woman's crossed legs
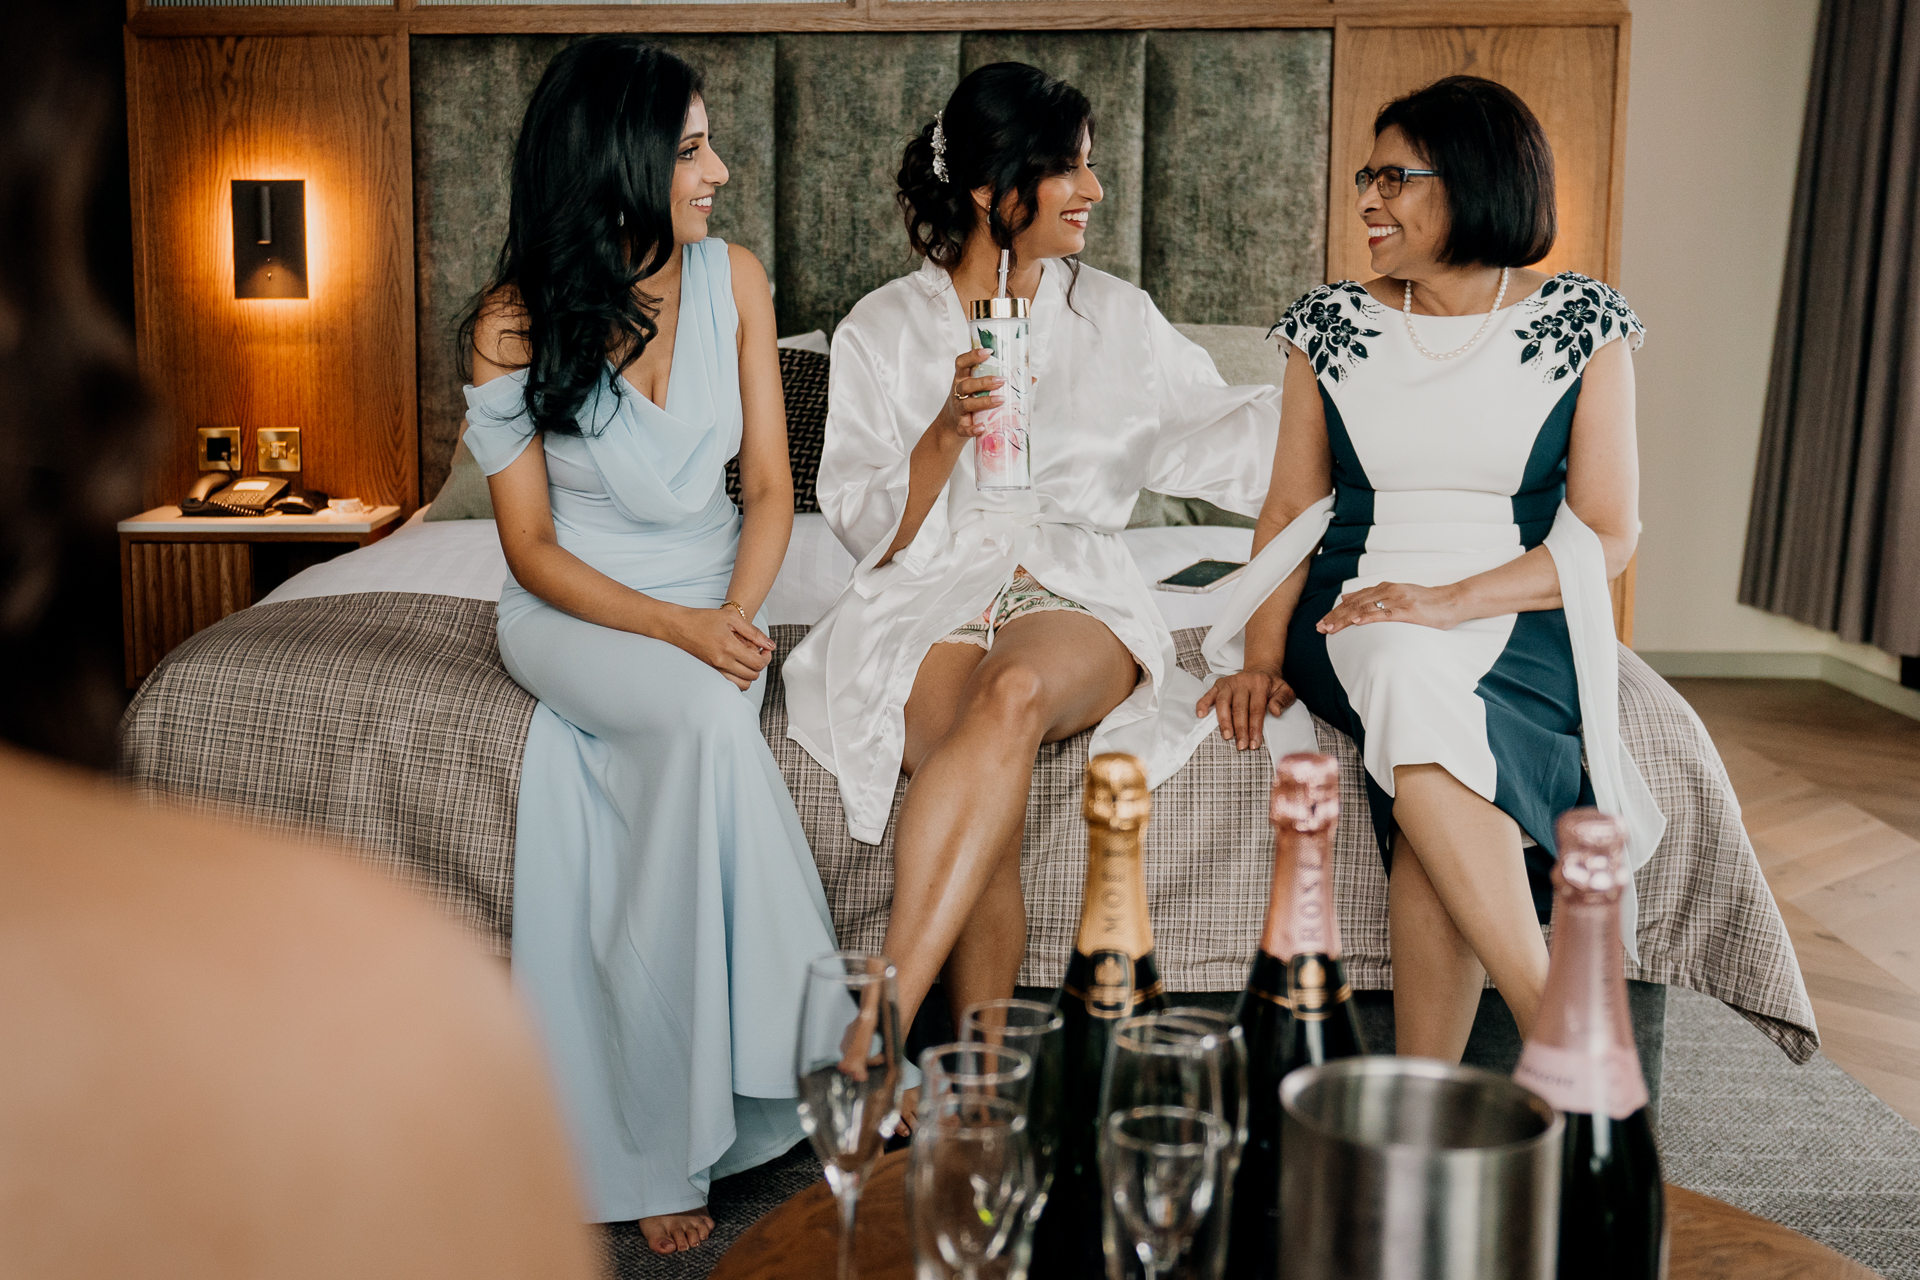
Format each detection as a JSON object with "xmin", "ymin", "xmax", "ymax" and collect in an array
[
  {"xmin": 1388, "ymin": 762, "xmax": 1551, "ymax": 1060},
  {"xmin": 886, "ymin": 609, "xmax": 1140, "ymax": 1058}
]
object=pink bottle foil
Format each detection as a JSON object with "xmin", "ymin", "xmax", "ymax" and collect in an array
[{"xmin": 1513, "ymin": 809, "xmax": 1650, "ymax": 1120}]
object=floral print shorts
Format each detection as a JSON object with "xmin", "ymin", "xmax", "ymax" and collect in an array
[{"xmin": 934, "ymin": 567, "xmax": 1089, "ymax": 650}]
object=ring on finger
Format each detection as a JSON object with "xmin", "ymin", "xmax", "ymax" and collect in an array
[
  {"xmin": 1373, "ymin": 600, "xmax": 1387, "ymax": 611},
  {"xmin": 954, "ymin": 388, "xmax": 972, "ymax": 402}
]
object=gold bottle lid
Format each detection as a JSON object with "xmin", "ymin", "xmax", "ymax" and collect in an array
[
  {"xmin": 1084, "ymin": 753, "xmax": 1151, "ymax": 831},
  {"xmin": 968, "ymin": 296, "xmax": 1030, "ymax": 320},
  {"xmin": 1270, "ymin": 752, "xmax": 1339, "ymax": 832}
]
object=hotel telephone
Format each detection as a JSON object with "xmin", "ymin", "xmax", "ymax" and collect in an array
[{"xmin": 180, "ymin": 473, "xmax": 326, "ymax": 517}]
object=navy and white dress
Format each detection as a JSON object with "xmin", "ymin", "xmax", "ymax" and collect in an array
[{"xmin": 1208, "ymin": 273, "xmax": 1652, "ymax": 919}]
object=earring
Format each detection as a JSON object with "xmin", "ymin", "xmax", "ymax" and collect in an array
[{"xmin": 617, "ymin": 211, "xmax": 625, "ymax": 227}]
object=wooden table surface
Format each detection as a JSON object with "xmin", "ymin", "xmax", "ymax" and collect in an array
[{"xmin": 709, "ymin": 1150, "xmax": 1882, "ymax": 1280}]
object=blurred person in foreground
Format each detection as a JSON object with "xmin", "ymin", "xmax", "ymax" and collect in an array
[{"xmin": 0, "ymin": 5, "xmax": 601, "ymax": 1276}]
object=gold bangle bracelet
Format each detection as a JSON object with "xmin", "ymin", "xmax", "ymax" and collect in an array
[{"xmin": 722, "ymin": 600, "xmax": 749, "ymax": 621}]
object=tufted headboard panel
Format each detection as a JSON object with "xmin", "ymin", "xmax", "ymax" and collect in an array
[{"xmin": 411, "ymin": 31, "xmax": 1332, "ymax": 496}]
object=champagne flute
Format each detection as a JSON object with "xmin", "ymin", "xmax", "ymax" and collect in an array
[
  {"xmin": 1100, "ymin": 1011, "xmax": 1241, "ymax": 1279},
  {"xmin": 796, "ymin": 951, "xmax": 903, "ymax": 1280},
  {"xmin": 961, "ymin": 998, "xmax": 1066, "ymax": 1280},
  {"xmin": 919, "ymin": 1041, "xmax": 1033, "ymax": 1115},
  {"xmin": 1102, "ymin": 1106, "xmax": 1227, "ymax": 1280},
  {"xmin": 911, "ymin": 1093, "xmax": 1036, "ymax": 1280}
]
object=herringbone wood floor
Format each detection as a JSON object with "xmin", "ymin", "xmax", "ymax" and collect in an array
[{"xmin": 1674, "ymin": 678, "xmax": 1920, "ymax": 1126}]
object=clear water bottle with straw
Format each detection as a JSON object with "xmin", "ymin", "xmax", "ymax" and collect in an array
[{"xmin": 970, "ymin": 250, "xmax": 1032, "ymax": 492}]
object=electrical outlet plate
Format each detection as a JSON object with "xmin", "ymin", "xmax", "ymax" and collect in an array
[
  {"xmin": 197, "ymin": 426, "xmax": 242, "ymax": 472},
  {"xmin": 257, "ymin": 427, "xmax": 302, "ymax": 473}
]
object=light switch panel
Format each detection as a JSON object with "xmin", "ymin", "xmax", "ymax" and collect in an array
[
  {"xmin": 257, "ymin": 428, "xmax": 302, "ymax": 473},
  {"xmin": 197, "ymin": 426, "xmax": 242, "ymax": 472}
]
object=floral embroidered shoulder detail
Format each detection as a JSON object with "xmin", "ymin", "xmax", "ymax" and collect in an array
[
  {"xmin": 1513, "ymin": 273, "xmax": 1645, "ymax": 382},
  {"xmin": 1268, "ymin": 281, "xmax": 1387, "ymax": 383}
]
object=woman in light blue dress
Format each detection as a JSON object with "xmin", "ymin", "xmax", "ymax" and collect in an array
[{"xmin": 456, "ymin": 38, "xmax": 836, "ymax": 1254}]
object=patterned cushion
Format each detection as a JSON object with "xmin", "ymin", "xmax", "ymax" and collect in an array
[{"xmin": 726, "ymin": 347, "xmax": 829, "ymax": 514}]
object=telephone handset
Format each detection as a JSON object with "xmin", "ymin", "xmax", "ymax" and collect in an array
[{"xmin": 180, "ymin": 473, "xmax": 287, "ymax": 516}]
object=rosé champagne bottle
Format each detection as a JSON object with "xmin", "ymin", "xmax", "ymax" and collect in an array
[
  {"xmin": 1227, "ymin": 752, "xmax": 1365, "ymax": 1280},
  {"xmin": 1514, "ymin": 809, "xmax": 1667, "ymax": 1280}
]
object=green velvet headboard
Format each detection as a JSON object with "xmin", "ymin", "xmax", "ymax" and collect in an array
[{"xmin": 411, "ymin": 31, "xmax": 1332, "ymax": 497}]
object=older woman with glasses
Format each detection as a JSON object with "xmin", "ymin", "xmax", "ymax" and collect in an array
[{"xmin": 1200, "ymin": 75, "xmax": 1663, "ymax": 1061}]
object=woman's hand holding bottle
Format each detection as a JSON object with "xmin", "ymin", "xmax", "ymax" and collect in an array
[
  {"xmin": 664, "ymin": 606, "xmax": 775, "ymax": 690},
  {"xmin": 930, "ymin": 346, "xmax": 1002, "ymax": 448}
]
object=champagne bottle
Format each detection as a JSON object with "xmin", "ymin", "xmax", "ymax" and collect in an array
[
  {"xmin": 1514, "ymin": 809, "xmax": 1667, "ymax": 1280},
  {"xmin": 1228, "ymin": 752, "xmax": 1365, "ymax": 1280},
  {"xmin": 1030, "ymin": 752, "xmax": 1167, "ymax": 1276}
]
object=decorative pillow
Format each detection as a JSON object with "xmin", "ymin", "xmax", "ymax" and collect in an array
[
  {"xmin": 1126, "ymin": 323, "xmax": 1284, "ymax": 530},
  {"xmin": 425, "ymin": 346, "xmax": 834, "ymax": 519},
  {"xmin": 423, "ymin": 437, "xmax": 495, "ymax": 522},
  {"xmin": 726, "ymin": 346, "xmax": 829, "ymax": 514}
]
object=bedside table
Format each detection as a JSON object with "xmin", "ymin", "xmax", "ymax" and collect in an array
[{"xmin": 119, "ymin": 504, "xmax": 402, "ymax": 686}]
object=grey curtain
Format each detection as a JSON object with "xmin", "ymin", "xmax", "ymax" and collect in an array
[{"xmin": 1741, "ymin": 0, "xmax": 1920, "ymax": 656}]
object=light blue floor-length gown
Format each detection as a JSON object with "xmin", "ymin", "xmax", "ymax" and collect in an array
[{"xmin": 460, "ymin": 238, "xmax": 838, "ymax": 1223}]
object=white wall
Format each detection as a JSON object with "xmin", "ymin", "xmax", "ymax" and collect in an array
[{"xmin": 1620, "ymin": 0, "xmax": 1901, "ymax": 682}]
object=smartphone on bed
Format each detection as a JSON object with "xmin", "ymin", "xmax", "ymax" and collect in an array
[{"xmin": 1154, "ymin": 559, "xmax": 1247, "ymax": 593}]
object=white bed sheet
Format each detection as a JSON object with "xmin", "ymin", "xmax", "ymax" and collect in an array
[{"xmin": 262, "ymin": 512, "xmax": 1256, "ymax": 632}]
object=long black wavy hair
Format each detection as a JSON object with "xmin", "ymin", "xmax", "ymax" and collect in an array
[
  {"xmin": 458, "ymin": 37, "xmax": 702, "ymax": 437},
  {"xmin": 898, "ymin": 62, "xmax": 1093, "ymax": 284},
  {"xmin": 1, "ymin": 0, "xmax": 157, "ymax": 767}
]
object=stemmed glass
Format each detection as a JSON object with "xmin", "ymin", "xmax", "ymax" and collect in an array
[
  {"xmin": 918, "ymin": 1041, "xmax": 1034, "ymax": 1115},
  {"xmin": 1102, "ymin": 1106, "xmax": 1228, "ymax": 1280},
  {"xmin": 911, "ymin": 1093, "xmax": 1036, "ymax": 1280},
  {"xmin": 1100, "ymin": 1010, "xmax": 1246, "ymax": 1279},
  {"xmin": 961, "ymin": 998, "xmax": 1066, "ymax": 1280},
  {"xmin": 796, "ymin": 951, "xmax": 903, "ymax": 1280}
]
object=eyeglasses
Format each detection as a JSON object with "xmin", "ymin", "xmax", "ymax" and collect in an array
[{"xmin": 1354, "ymin": 165, "xmax": 1438, "ymax": 199}]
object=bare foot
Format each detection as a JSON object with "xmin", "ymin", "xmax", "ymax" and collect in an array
[
  {"xmin": 638, "ymin": 1209, "xmax": 714, "ymax": 1255},
  {"xmin": 892, "ymin": 1085, "xmax": 921, "ymax": 1137}
]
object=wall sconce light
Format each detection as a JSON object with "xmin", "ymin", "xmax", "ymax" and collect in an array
[{"xmin": 232, "ymin": 179, "xmax": 308, "ymax": 299}]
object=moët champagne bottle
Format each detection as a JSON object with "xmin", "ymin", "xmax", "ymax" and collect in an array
[
  {"xmin": 1514, "ymin": 809, "xmax": 1667, "ymax": 1280},
  {"xmin": 1228, "ymin": 751, "xmax": 1364, "ymax": 1280},
  {"xmin": 1029, "ymin": 752, "xmax": 1166, "ymax": 1276}
]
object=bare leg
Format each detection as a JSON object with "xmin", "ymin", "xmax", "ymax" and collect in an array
[
  {"xmin": 638, "ymin": 1209, "xmax": 713, "ymax": 1255},
  {"xmin": 1389, "ymin": 763, "xmax": 1549, "ymax": 1055},
  {"xmin": 1387, "ymin": 831, "xmax": 1484, "ymax": 1062},
  {"xmin": 886, "ymin": 611, "xmax": 1137, "ymax": 1041}
]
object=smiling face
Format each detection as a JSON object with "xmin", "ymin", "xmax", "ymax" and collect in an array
[
  {"xmin": 667, "ymin": 97, "xmax": 728, "ymax": 246},
  {"xmin": 995, "ymin": 127, "xmax": 1102, "ymax": 262},
  {"xmin": 1359, "ymin": 124, "xmax": 1449, "ymax": 278}
]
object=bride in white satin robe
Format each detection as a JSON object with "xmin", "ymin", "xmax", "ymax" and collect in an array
[{"xmin": 784, "ymin": 253, "xmax": 1280, "ymax": 841}]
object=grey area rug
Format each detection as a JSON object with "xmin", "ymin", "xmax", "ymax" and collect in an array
[
  {"xmin": 607, "ymin": 987, "xmax": 1920, "ymax": 1279},
  {"xmin": 1660, "ymin": 987, "xmax": 1920, "ymax": 1279}
]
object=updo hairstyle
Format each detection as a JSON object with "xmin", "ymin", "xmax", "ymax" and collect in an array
[
  {"xmin": 1374, "ymin": 75, "xmax": 1556, "ymax": 268},
  {"xmin": 898, "ymin": 62, "xmax": 1093, "ymax": 269}
]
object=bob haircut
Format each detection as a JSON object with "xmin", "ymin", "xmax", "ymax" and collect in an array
[
  {"xmin": 1373, "ymin": 75, "xmax": 1556, "ymax": 268},
  {"xmin": 897, "ymin": 62, "xmax": 1093, "ymax": 275},
  {"xmin": 458, "ymin": 37, "xmax": 703, "ymax": 437}
]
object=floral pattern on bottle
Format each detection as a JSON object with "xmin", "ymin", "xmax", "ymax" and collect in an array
[
  {"xmin": 1268, "ymin": 282, "xmax": 1386, "ymax": 382},
  {"xmin": 1513, "ymin": 273, "xmax": 1645, "ymax": 382}
]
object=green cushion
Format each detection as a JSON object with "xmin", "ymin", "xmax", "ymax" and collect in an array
[
  {"xmin": 423, "ymin": 437, "xmax": 494, "ymax": 521},
  {"xmin": 1126, "ymin": 322, "xmax": 1281, "ymax": 529}
]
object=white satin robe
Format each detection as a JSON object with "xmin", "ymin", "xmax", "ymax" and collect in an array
[{"xmin": 783, "ymin": 257, "xmax": 1281, "ymax": 843}]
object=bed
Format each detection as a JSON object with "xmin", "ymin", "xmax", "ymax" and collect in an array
[{"xmin": 121, "ymin": 502, "xmax": 1820, "ymax": 1063}]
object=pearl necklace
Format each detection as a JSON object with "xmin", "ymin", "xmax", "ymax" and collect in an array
[{"xmin": 1403, "ymin": 266, "xmax": 1511, "ymax": 361}]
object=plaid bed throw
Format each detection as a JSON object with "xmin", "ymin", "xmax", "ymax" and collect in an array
[{"xmin": 121, "ymin": 595, "xmax": 1817, "ymax": 1063}]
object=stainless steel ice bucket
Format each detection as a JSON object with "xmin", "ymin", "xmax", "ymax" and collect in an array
[{"xmin": 1278, "ymin": 1056, "xmax": 1562, "ymax": 1280}]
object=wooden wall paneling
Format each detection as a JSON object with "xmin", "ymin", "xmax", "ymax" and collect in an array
[
  {"xmin": 1324, "ymin": 21, "xmax": 1624, "ymax": 286},
  {"xmin": 127, "ymin": 34, "xmax": 417, "ymax": 512},
  {"xmin": 125, "ymin": 1, "xmax": 1631, "ymax": 39}
]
